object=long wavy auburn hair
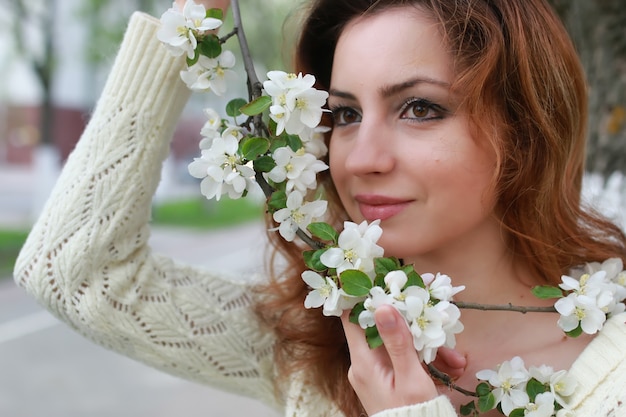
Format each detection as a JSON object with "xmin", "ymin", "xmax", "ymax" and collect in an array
[{"xmin": 254, "ymin": 0, "xmax": 626, "ymax": 415}]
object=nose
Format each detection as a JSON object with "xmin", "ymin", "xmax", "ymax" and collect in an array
[{"xmin": 343, "ymin": 118, "xmax": 395, "ymax": 176}]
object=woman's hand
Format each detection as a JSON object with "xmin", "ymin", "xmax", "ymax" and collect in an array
[
  {"xmin": 174, "ymin": 0, "xmax": 230, "ymax": 13},
  {"xmin": 341, "ymin": 304, "xmax": 466, "ymax": 415}
]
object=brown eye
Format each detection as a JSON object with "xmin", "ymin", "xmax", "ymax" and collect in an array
[
  {"xmin": 399, "ymin": 98, "xmax": 446, "ymax": 122},
  {"xmin": 332, "ymin": 107, "xmax": 362, "ymax": 125},
  {"xmin": 407, "ymin": 102, "xmax": 429, "ymax": 118}
]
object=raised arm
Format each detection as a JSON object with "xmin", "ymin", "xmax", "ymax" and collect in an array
[{"xmin": 13, "ymin": 10, "xmax": 277, "ymax": 408}]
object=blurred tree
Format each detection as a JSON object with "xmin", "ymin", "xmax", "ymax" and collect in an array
[
  {"xmin": 1, "ymin": 0, "xmax": 57, "ymax": 145},
  {"xmin": 550, "ymin": 0, "xmax": 626, "ymax": 176},
  {"xmin": 77, "ymin": 0, "xmax": 294, "ymax": 77},
  {"xmin": 77, "ymin": 0, "xmax": 169, "ymax": 66}
]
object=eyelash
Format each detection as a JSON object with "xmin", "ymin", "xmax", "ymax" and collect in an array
[
  {"xmin": 329, "ymin": 98, "xmax": 447, "ymax": 126},
  {"xmin": 399, "ymin": 98, "xmax": 447, "ymax": 122},
  {"xmin": 329, "ymin": 105, "xmax": 361, "ymax": 126}
]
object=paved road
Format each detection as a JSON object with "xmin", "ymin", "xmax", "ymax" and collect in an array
[{"xmin": 0, "ymin": 165, "xmax": 281, "ymax": 417}]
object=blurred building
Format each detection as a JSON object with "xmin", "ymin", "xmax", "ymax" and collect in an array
[{"xmin": 0, "ymin": 0, "xmax": 98, "ymax": 165}]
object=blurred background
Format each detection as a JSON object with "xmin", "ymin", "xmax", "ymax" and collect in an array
[{"xmin": 0, "ymin": 0, "xmax": 625, "ymax": 416}]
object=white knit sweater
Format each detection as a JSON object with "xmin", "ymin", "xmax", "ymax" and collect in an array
[{"xmin": 14, "ymin": 12, "xmax": 626, "ymax": 417}]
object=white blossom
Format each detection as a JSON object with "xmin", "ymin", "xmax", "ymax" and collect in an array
[
  {"xmin": 272, "ymin": 190, "xmax": 327, "ymax": 242},
  {"xmin": 554, "ymin": 263, "xmax": 626, "ymax": 334},
  {"xmin": 582, "ymin": 257, "xmax": 623, "ymax": 280},
  {"xmin": 529, "ymin": 364, "xmax": 556, "ymax": 385},
  {"xmin": 523, "ymin": 392, "xmax": 556, "ymax": 417},
  {"xmin": 422, "ymin": 272, "xmax": 465, "ymax": 301},
  {"xmin": 302, "ymin": 270, "xmax": 359, "ymax": 316},
  {"xmin": 549, "ymin": 370, "xmax": 577, "ymax": 407},
  {"xmin": 385, "ymin": 270, "xmax": 409, "ymax": 299},
  {"xmin": 285, "ymin": 87, "xmax": 329, "ymax": 135},
  {"xmin": 267, "ymin": 146, "xmax": 328, "ymax": 192},
  {"xmin": 554, "ymin": 293, "xmax": 607, "ymax": 334},
  {"xmin": 559, "ymin": 271, "xmax": 606, "ymax": 298},
  {"xmin": 358, "ymin": 286, "xmax": 395, "ymax": 328},
  {"xmin": 180, "ymin": 51, "xmax": 237, "ymax": 95},
  {"xmin": 404, "ymin": 286, "xmax": 446, "ymax": 363},
  {"xmin": 188, "ymin": 134, "xmax": 256, "ymax": 201},
  {"xmin": 263, "ymin": 70, "xmax": 329, "ymax": 138},
  {"xmin": 320, "ymin": 220, "xmax": 384, "ymax": 275},
  {"xmin": 200, "ymin": 108, "xmax": 222, "ymax": 135},
  {"xmin": 528, "ymin": 366, "xmax": 577, "ymax": 409},
  {"xmin": 302, "ymin": 271, "xmax": 342, "ymax": 316},
  {"xmin": 302, "ymin": 125, "xmax": 329, "ymax": 158},
  {"xmin": 157, "ymin": 0, "xmax": 223, "ymax": 59},
  {"xmin": 476, "ymin": 356, "xmax": 531, "ymax": 416}
]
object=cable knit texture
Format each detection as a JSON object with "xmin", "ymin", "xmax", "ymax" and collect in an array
[{"xmin": 13, "ymin": 12, "xmax": 626, "ymax": 417}]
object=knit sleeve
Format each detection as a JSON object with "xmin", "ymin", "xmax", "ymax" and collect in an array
[
  {"xmin": 567, "ymin": 312, "xmax": 626, "ymax": 416},
  {"xmin": 13, "ymin": 12, "xmax": 278, "ymax": 409},
  {"xmin": 371, "ymin": 396, "xmax": 458, "ymax": 417}
]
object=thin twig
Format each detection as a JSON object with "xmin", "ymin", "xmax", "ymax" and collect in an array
[
  {"xmin": 427, "ymin": 364, "xmax": 477, "ymax": 397},
  {"xmin": 220, "ymin": 28, "xmax": 237, "ymax": 43},
  {"xmin": 454, "ymin": 302, "xmax": 557, "ymax": 314}
]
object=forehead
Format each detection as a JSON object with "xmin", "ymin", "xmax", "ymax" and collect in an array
[{"xmin": 331, "ymin": 6, "xmax": 453, "ymax": 90}]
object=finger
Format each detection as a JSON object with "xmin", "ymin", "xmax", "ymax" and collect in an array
[
  {"xmin": 374, "ymin": 305, "xmax": 430, "ymax": 387},
  {"xmin": 432, "ymin": 346, "xmax": 467, "ymax": 379}
]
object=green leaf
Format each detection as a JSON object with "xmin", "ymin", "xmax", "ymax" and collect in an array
[
  {"xmin": 241, "ymin": 95, "xmax": 272, "ymax": 116},
  {"xmin": 286, "ymin": 134, "xmax": 303, "ymax": 152},
  {"xmin": 226, "ymin": 98, "xmax": 248, "ymax": 118},
  {"xmin": 373, "ymin": 274, "xmax": 386, "ymax": 289},
  {"xmin": 267, "ymin": 190, "xmax": 287, "ymax": 211},
  {"xmin": 206, "ymin": 8, "xmax": 223, "ymax": 20},
  {"xmin": 374, "ymin": 257, "xmax": 401, "ymax": 276},
  {"xmin": 565, "ymin": 324, "xmax": 584, "ymax": 338},
  {"xmin": 349, "ymin": 303, "xmax": 365, "ymax": 325},
  {"xmin": 303, "ymin": 249, "xmax": 328, "ymax": 272},
  {"xmin": 267, "ymin": 118, "xmax": 278, "ymax": 136},
  {"xmin": 186, "ymin": 52, "xmax": 199, "ymax": 67},
  {"xmin": 532, "ymin": 285, "xmax": 564, "ymax": 299},
  {"xmin": 459, "ymin": 401, "xmax": 477, "ymax": 416},
  {"xmin": 307, "ymin": 222, "xmax": 339, "ymax": 244},
  {"xmin": 475, "ymin": 382, "xmax": 492, "ymax": 397},
  {"xmin": 240, "ymin": 137, "xmax": 270, "ymax": 161},
  {"xmin": 365, "ymin": 326, "xmax": 383, "ymax": 349},
  {"xmin": 509, "ymin": 409, "xmax": 525, "ymax": 417},
  {"xmin": 477, "ymin": 392, "xmax": 496, "ymax": 412},
  {"xmin": 253, "ymin": 155, "xmax": 276, "ymax": 173},
  {"xmin": 526, "ymin": 378, "xmax": 547, "ymax": 402},
  {"xmin": 270, "ymin": 136, "xmax": 287, "ymax": 152},
  {"xmin": 198, "ymin": 34, "xmax": 222, "ymax": 58},
  {"xmin": 404, "ymin": 268, "xmax": 425, "ymax": 289},
  {"xmin": 339, "ymin": 270, "xmax": 373, "ymax": 297}
]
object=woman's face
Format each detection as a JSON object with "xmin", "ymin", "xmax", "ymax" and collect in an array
[{"xmin": 328, "ymin": 7, "xmax": 499, "ymax": 263}]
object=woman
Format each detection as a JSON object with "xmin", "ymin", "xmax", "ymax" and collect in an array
[{"xmin": 14, "ymin": 0, "xmax": 626, "ymax": 416}]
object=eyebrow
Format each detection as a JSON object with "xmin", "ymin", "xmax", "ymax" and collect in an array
[{"xmin": 329, "ymin": 76, "xmax": 451, "ymax": 100}]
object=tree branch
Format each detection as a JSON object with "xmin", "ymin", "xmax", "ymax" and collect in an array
[
  {"xmin": 454, "ymin": 302, "xmax": 557, "ymax": 314},
  {"xmin": 231, "ymin": 0, "xmax": 324, "ymax": 252},
  {"xmin": 427, "ymin": 364, "xmax": 477, "ymax": 397},
  {"xmin": 230, "ymin": 0, "xmax": 262, "ymax": 100}
]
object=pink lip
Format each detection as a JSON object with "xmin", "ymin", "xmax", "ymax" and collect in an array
[{"xmin": 355, "ymin": 194, "xmax": 413, "ymax": 222}]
